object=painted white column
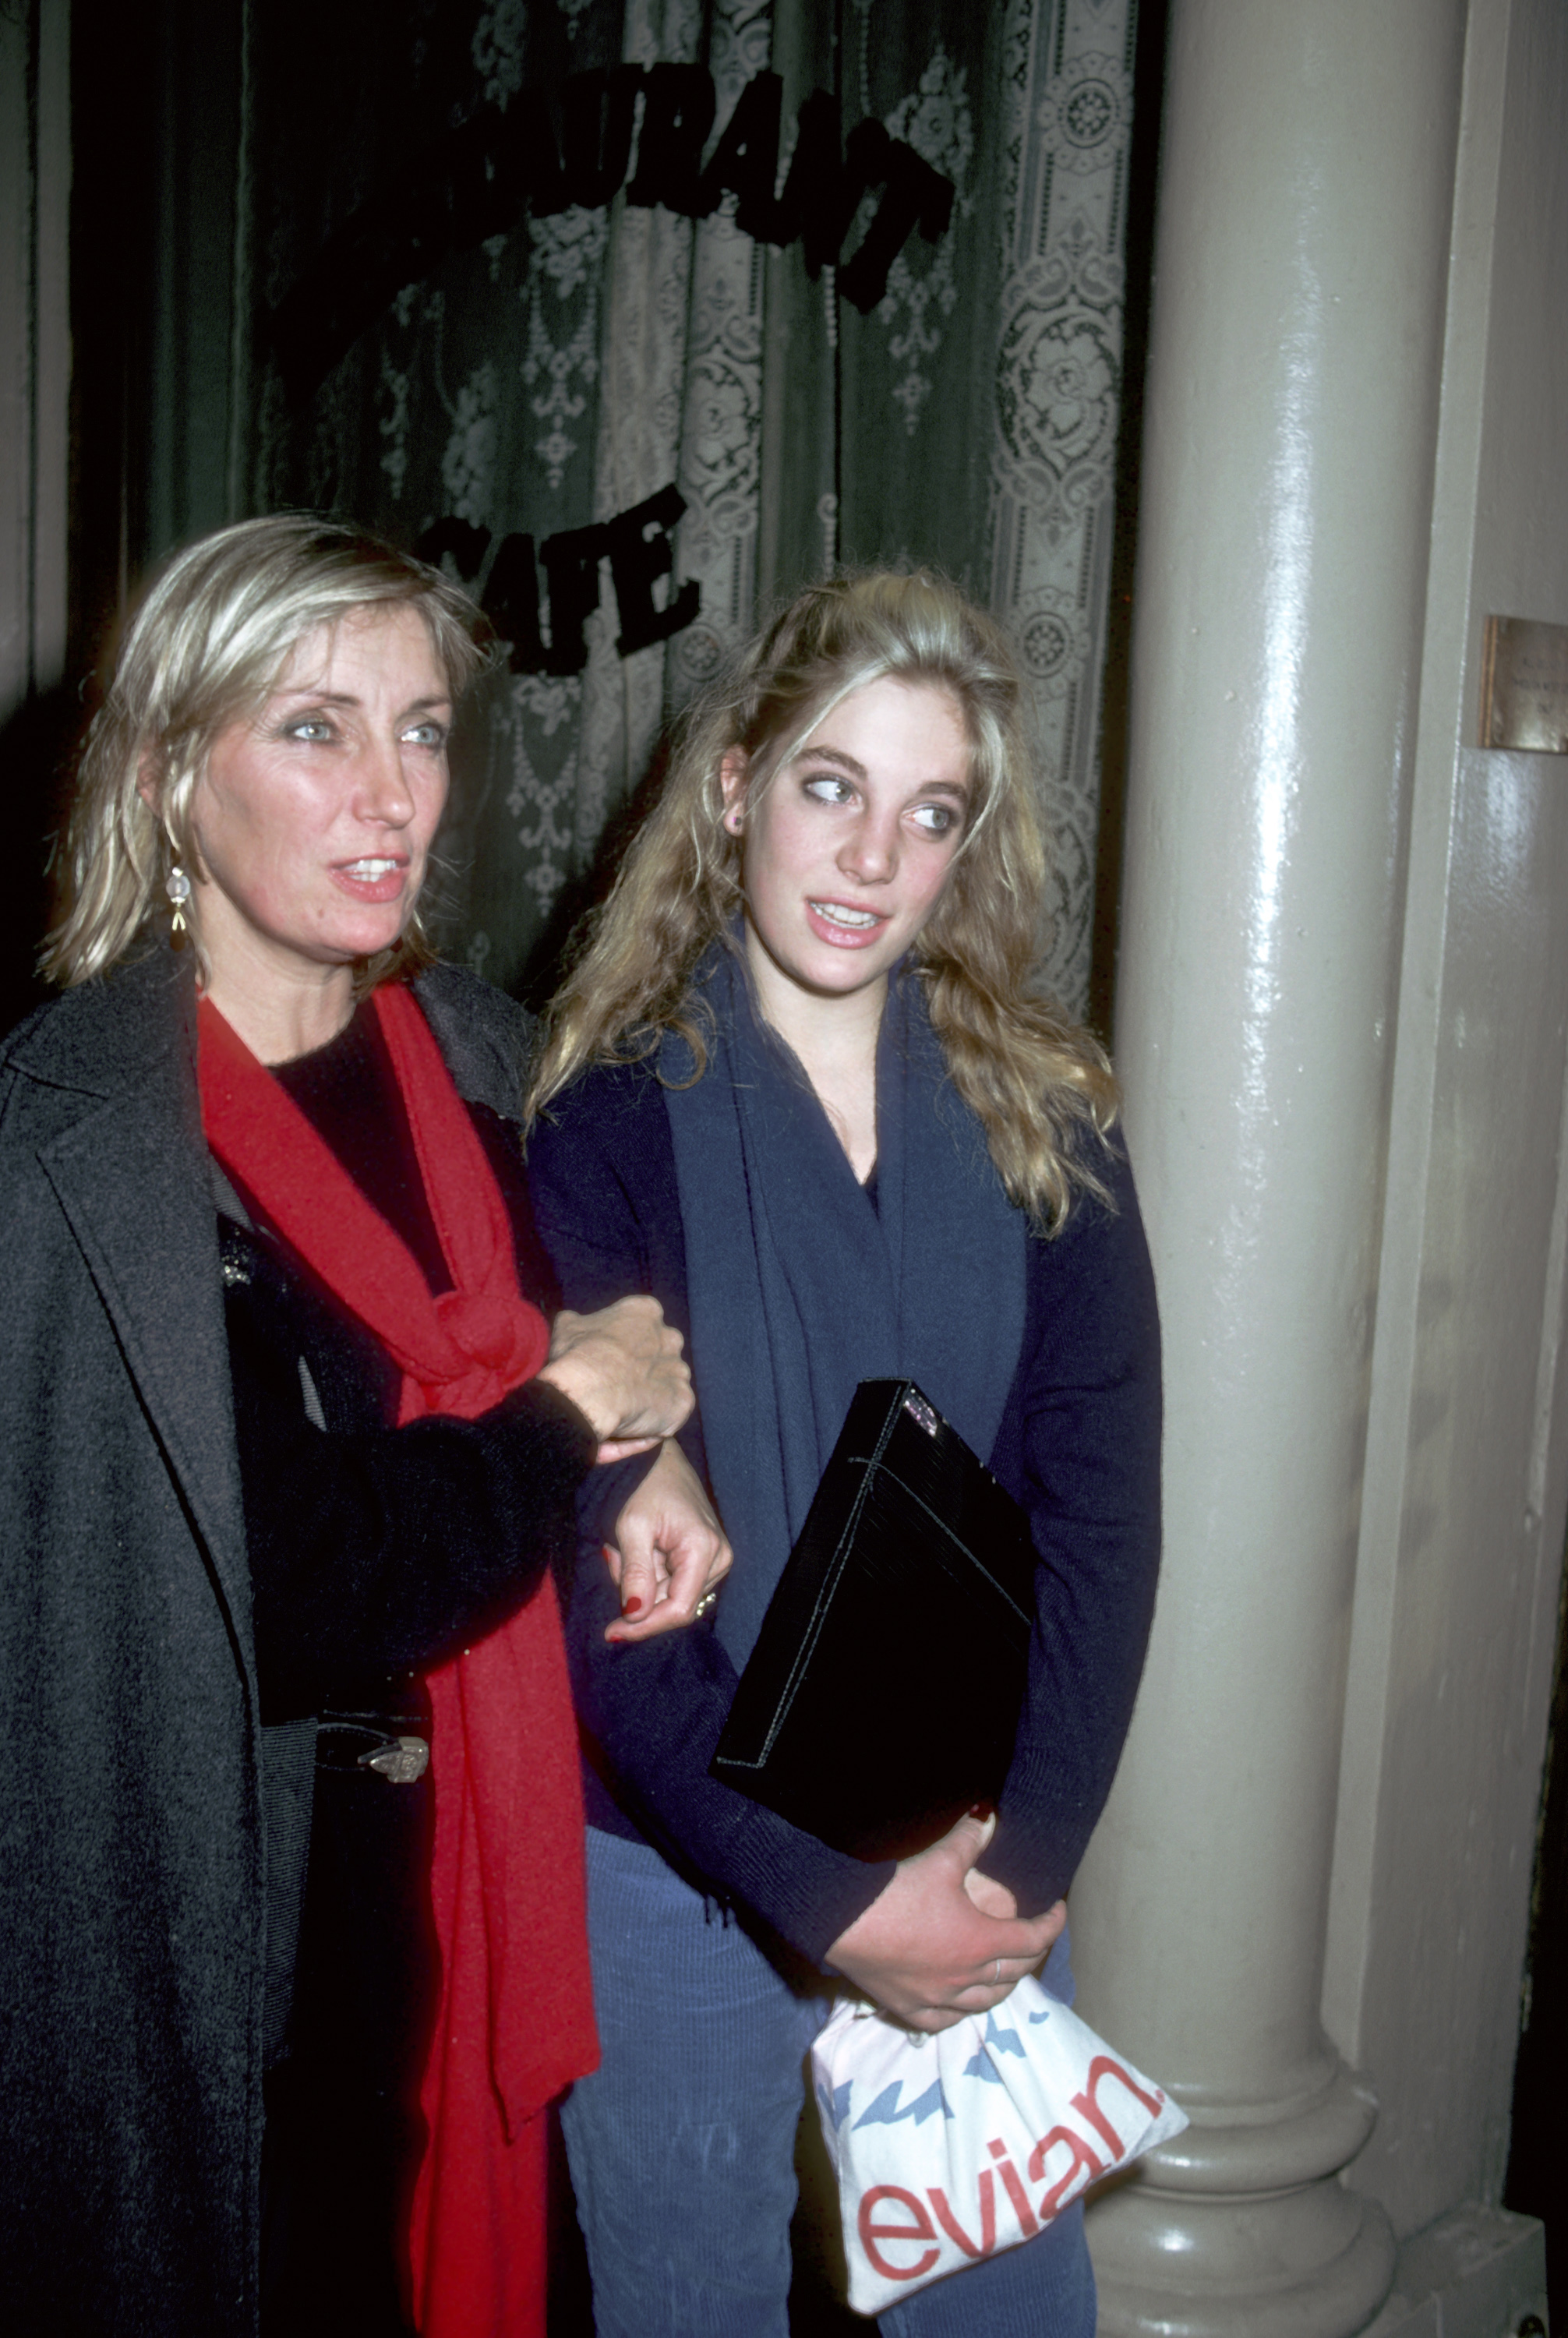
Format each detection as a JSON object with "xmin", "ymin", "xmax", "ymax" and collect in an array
[{"xmin": 1069, "ymin": 5, "xmax": 1469, "ymax": 2333}]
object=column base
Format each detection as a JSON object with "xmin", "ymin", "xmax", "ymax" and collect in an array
[{"xmin": 1086, "ymin": 2065, "xmax": 1397, "ymax": 2338}]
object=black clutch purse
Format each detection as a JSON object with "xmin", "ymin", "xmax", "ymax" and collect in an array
[{"xmin": 710, "ymin": 1379, "xmax": 1037, "ymax": 1862}]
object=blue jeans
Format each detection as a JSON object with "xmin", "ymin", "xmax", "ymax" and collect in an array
[{"xmin": 561, "ymin": 1830, "xmax": 1096, "ymax": 2338}]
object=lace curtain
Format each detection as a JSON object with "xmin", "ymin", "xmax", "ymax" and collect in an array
[{"xmin": 244, "ymin": 0, "xmax": 1137, "ymax": 1010}]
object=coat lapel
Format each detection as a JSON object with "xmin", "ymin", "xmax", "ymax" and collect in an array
[{"xmin": 24, "ymin": 958, "xmax": 253, "ymax": 1657}]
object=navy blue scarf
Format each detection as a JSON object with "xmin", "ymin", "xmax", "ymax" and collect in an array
[{"xmin": 664, "ymin": 948, "xmax": 1026, "ymax": 1671}]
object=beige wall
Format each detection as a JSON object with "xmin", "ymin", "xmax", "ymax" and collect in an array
[
  {"xmin": 1326, "ymin": 0, "xmax": 1568, "ymax": 2240},
  {"xmin": 1074, "ymin": 0, "xmax": 1566, "ymax": 2329}
]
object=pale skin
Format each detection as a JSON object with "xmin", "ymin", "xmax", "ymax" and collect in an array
[
  {"xmin": 142, "ymin": 602, "xmax": 726, "ymax": 1633},
  {"xmin": 716, "ymin": 673, "xmax": 1068, "ymax": 2029}
]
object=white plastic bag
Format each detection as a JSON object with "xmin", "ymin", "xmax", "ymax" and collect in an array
[{"xmin": 811, "ymin": 1972, "xmax": 1188, "ymax": 2316}]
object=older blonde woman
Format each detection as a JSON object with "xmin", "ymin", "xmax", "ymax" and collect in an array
[{"xmin": 0, "ymin": 515, "xmax": 724, "ymax": 2338}]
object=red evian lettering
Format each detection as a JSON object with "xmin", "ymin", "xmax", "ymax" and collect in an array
[
  {"xmin": 1027, "ymin": 2125, "xmax": 1105, "ymax": 2217},
  {"xmin": 1069, "ymin": 2054, "xmax": 1165, "ymax": 2160},
  {"xmin": 928, "ymin": 2168, "xmax": 997, "ymax": 2258},
  {"xmin": 859, "ymin": 2185, "xmax": 940, "ymax": 2282},
  {"xmin": 988, "ymin": 2136, "xmax": 1040, "ymax": 2237}
]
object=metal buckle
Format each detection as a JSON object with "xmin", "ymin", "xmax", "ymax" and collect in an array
[{"xmin": 358, "ymin": 1736, "xmax": 429, "ymax": 1785}]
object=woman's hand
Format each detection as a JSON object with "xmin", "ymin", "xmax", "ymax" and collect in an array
[
  {"xmin": 825, "ymin": 1810, "xmax": 1065, "ymax": 2032},
  {"xmin": 600, "ymin": 1439, "xmax": 733, "ymax": 1644},
  {"xmin": 537, "ymin": 1295, "xmax": 693, "ymax": 1457}
]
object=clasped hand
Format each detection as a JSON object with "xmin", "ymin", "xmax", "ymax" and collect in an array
[
  {"xmin": 825, "ymin": 1810, "xmax": 1066, "ymax": 2032},
  {"xmin": 600, "ymin": 1437, "xmax": 733, "ymax": 1644},
  {"xmin": 542, "ymin": 1309, "xmax": 730, "ymax": 1644},
  {"xmin": 538, "ymin": 1294, "xmax": 693, "ymax": 1460}
]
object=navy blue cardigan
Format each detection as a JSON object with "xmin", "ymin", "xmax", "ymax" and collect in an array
[{"xmin": 527, "ymin": 1058, "xmax": 1162, "ymax": 1968}]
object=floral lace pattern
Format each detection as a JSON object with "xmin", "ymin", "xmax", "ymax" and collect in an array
[
  {"xmin": 440, "ymin": 363, "xmax": 500, "ymax": 525},
  {"xmin": 988, "ymin": 0, "xmax": 1136, "ymax": 1007},
  {"xmin": 504, "ymin": 672, "xmax": 585, "ymax": 920},
  {"xmin": 524, "ymin": 212, "xmax": 609, "ymax": 489},
  {"xmin": 666, "ymin": 0, "xmax": 769, "ymax": 690},
  {"xmin": 471, "ymin": 0, "xmax": 527, "ymax": 108},
  {"xmin": 876, "ymin": 48, "xmax": 972, "ymax": 437}
]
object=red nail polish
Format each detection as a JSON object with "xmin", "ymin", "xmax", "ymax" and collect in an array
[
  {"xmin": 969, "ymin": 1801, "xmax": 996, "ymax": 1822},
  {"xmin": 622, "ymin": 1594, "xmax": 644, "ymax": 1616}
]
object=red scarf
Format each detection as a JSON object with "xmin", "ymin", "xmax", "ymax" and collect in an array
[{"xmin": 198, "ymin": 984, "xmax": 598, "ymax": 2338}]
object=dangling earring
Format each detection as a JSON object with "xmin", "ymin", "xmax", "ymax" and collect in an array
[{"xmin": 165, "ymin": 864, "xmax": 192, "ymax": 950}]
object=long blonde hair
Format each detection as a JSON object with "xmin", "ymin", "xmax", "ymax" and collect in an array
[
  {"xmin": 530, "ymin": 571, "xmax": 1117, "ymax": 1231},
  {"xmin": 43, "ymin": 514, "xmax": 492, "ymax": 990}
]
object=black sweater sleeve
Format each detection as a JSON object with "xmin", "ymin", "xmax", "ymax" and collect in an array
[
  {"xmin": 976, "ymin": 1143, "xmax": 1164, "ymax": 1914},
  {"xmin": 224, "ymin": 1218, "xmax": 595, "ymax": 1720}
]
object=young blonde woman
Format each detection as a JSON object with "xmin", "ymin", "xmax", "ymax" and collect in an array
[{"xmin": 526, "ymin": 572, "xmax": 1163, "ymax": 2337}]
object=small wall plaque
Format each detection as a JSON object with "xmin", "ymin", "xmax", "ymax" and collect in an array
[{"xmin": 1480, "ymin": 616, "xmax": 1568, "ymax": 753}]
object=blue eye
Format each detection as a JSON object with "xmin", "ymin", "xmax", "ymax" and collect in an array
[
  {"xmin": 911, "ymin": 802, "xmax": 959, "ymax": 836},
  {"xmin": 284, "ymin": 716, "xmax": 335, "ymax": 744},
  {"xmin": 402, "ymin": 720, "xmax": 449, "ymax": 750}
]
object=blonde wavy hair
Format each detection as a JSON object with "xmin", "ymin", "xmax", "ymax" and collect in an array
[
  {"xmin": 43, "ymin": 513, "xmax": 492, "ymax": 991},
  {"xmin": 529, "ymin": 570, "xmax": 1118, "ymax": 1231}
]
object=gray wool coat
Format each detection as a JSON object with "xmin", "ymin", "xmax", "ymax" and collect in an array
[{"xmin": 0, "ymin": 948, "xmax": 535, "ymax": 2336}]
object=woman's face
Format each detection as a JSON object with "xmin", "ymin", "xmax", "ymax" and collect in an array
[
  {"xmin": 724, "ymin": 673, "xmax": 972, "ymax": 1012},
  {"xmin": 187, "ymin": 603, "xmax": 451, "ymax": 996}
]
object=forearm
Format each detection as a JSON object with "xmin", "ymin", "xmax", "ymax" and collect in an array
[
  {"xmin": 982, "ymin": 1637, "xmax": 1151, "ymax": 1912},
  {"xmin": 243, "ymin": 1369, "xmax": 595, "ymax": 1708},
  {"xmin": 567, "ymin": 1553, "xmax": 892, "ymax": 1961},
  {"xmin": 976, "ymin": 1147, "xmax": 1164, "ymax": 1910}
]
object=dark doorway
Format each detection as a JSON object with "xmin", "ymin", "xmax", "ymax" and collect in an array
[{"xmin": 1505, "ymin": 1545, "xmax": 1568, "ymax": 2325}]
